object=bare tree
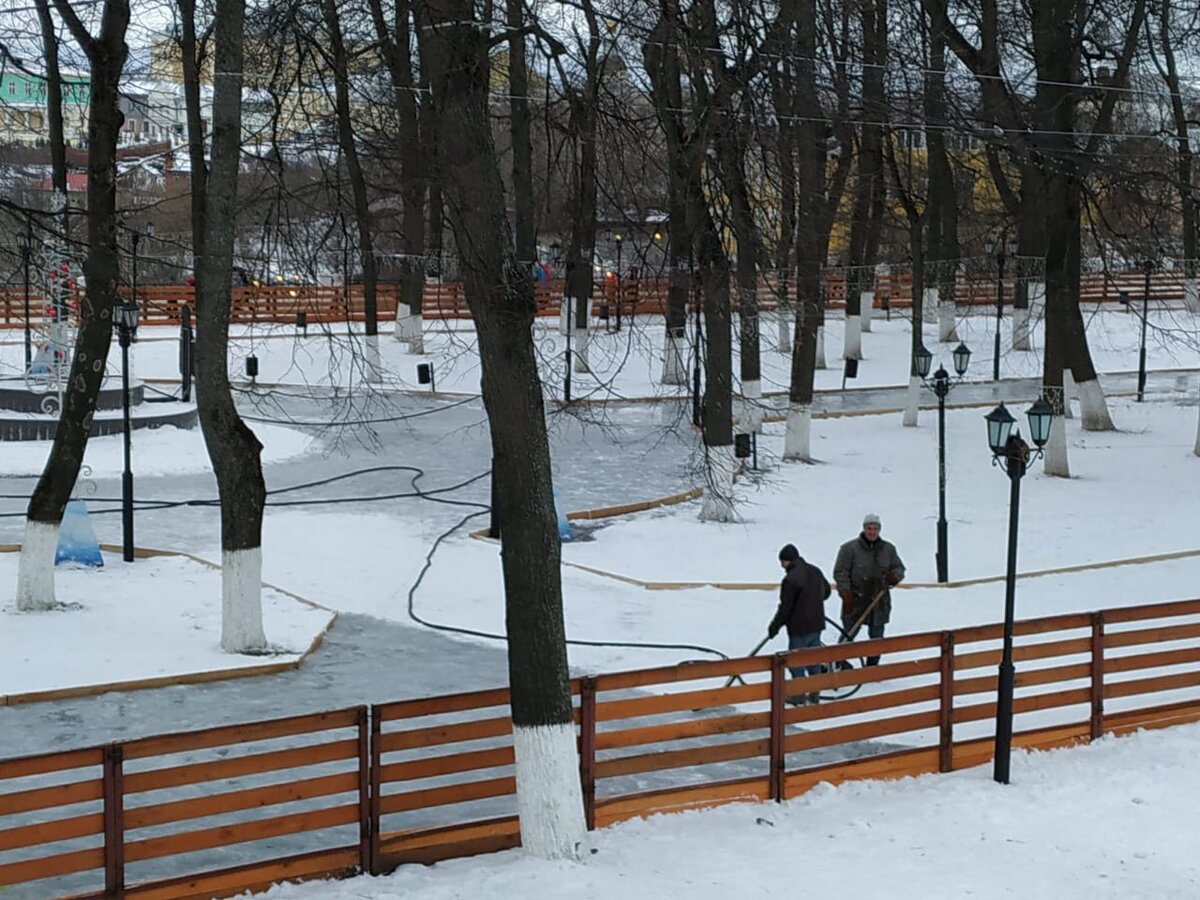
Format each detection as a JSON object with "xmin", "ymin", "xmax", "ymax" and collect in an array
[
  {"xmin": 17, "ymin": 0, "xmax": 131, "ymax": 610},
  {"xmin": 423, "ymin": 0, "xmax": 585, "ymax": 858}
]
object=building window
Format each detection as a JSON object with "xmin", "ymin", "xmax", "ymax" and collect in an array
[
  {"xmin": 25, "ymin": 82, "xmax": 32, "ymax": 97},
  {"xmin": 7, "ymin": 82, "xmax": 15, "ymax": 96}
]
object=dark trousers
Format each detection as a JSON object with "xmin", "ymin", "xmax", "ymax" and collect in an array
[{"xmin": 842, "ymin": 616, "xmax": 885, "ymax": 666}]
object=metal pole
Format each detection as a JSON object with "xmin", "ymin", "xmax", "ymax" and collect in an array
[
  {"xmin": 1138, "ymin": 263, "xmax": 1150, "ymax": 402},
  {"xmin": 22, "ymin": 225, "xmax": 31, "ymax": 371},
  {"xmin": 564, "ymin": 320, "xmax": 572, "ymax": 404},
  {"xmin": 121, "ymin": 326, "xmax": 134, "ymax": 563},
  {"xmin": 936, "ymin": 385, "xmax": 948, "ymax": 583},
  {"xmin": 993, "ymin": 445, "xmax": 1024, "ymax": 784},
  {"xmin": 993, "ymin": 253, "xmax": 1004, "ymax": 382},
  {"xmin": 615, "ymin": 240, "xmax": 623, "ymax": 332}
]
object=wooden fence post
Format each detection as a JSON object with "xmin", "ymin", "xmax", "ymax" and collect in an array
[
  {"xmin": 769, "ymin": 654, "xmax": 786, "ymax": 802},
  {"xmin": 938, "ymin": 632, "xmax": 955, "ymax": 772},
  {"xmin": 368, "ymin": 705, "xmax": 382, "ymax": 874},
  {"xmin": 579, "ymin": 677, "xmax": 597, "ymax": 830},
  {"xmin": 102, "ymin": 742, "xmax": 124, "ymax": 897},
  {"xmin": 1091, "ymin": 612, "xmax": 1105, "ymax": 741},
  {"xmin": 357, "ymin": 706, "xmax": 371, "ymax": 875}
]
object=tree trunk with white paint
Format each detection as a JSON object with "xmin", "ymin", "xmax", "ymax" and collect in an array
[
  {"xmin": 19, "ymin": 4, "xmax": 130, "ymax": 613},
  {"xmin": 222, "ymin": 547, "xmax": 266, "ymax": 650},
  {"xmin": 1076, "ymin": 377, "xmax": 1114, "ymax": 431},
  {"xmin": 742, "ymin": 378, "xmax": 763, "ymax": 433},
  {"xmin": 859, "ymin": 289, "xmax": 874, "ymax": 332},
  {"xmin": 938, "ymin": 294, "xmax": 958, "ymax": 342},
  {"xmin": 815, "ymin": 325, "xmax": 826, "ymax": 368},
  {"xmin": 777, "ymin": 309, "xmax": 791, "ymax": 352},
  {"xmin": 1194, "ymin": 395, "xmax": 1200, "ymax": 456},
  {"xmin": 902, "ymin": 374, "xmax": 921, "ymax": 426},
  {"xmin": 193, "ymin": 0, "xmax": 269, "ymax": 654},
  {"xmin": 16, "ymin": 521, "xmax": 59, "ymax": 611},
  {"xmin": 782, "ymin": 402, "xmax": 812, "ymax": 461},
  {"xmin": 662, "ymin": 329, "xmax": 686, "ymax": 384},
  {"xmin": 364, "ymin": 333, "xmax": 382, "ymax": 384},
  {"xmin": 1061, "ymin": 368, "xmax": 1075, "ymax": 419},
  {"xmin": 922, "ymin": 287, "xmax": 938, "ymax": 323},
  {"xmin": 1043, "ymin": 414, "xmax": 1070, "ymax": 478},
  {"xmin": 1186, "ymin": 279, "xmax": 1200, "ymax": 314},
  {"xmin": 1017, "ymin": 281, "xmax": 1043, "ymax": 350},
  {"xmin": 843, "ymin": 314, "xmax": 862, "ymax": 360},
  {"xmin": 425, "ymin": 0, "xmax": 586, "ymax": 857},
  {"xmin": 700, "ymin": 443, "xmax": 738, "ymax": 521},
  {"xmin": 573, "ymin": 327, "xmax": 589, "ymax": 373}
]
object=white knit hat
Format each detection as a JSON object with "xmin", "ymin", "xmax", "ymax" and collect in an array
[{"xmin": 863, "ymin": 513, "xmax": 881, "ymax": 528}]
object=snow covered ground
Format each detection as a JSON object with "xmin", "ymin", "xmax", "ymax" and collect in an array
[
  {"xmin": 262, "ymin": 722, "xmax": 1200, "ymax": 900},
  {"xmin": 0, "ymin": 550, "xmax": 334, "ymax": 699},
  {"xmin": 0, "ymin": 307, "xmax": 1198, "ymax": 897}
]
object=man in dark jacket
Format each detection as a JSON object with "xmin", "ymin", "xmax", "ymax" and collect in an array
[
  {"xmin": 833, "ymin": 513, "xmax": 905, "ymax": 666},
  {"xmin": 767, "ymin": 543, "xmax": 831, "ymax": 706}
]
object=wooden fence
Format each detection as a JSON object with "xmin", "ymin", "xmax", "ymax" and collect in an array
[
  {"xmin": 0, "ymin": 268, "xmax": 1191, "ymax": 330},
  {"xmin": 3, "ymin": 597, "xmax": 1200, "ymax": 898}
]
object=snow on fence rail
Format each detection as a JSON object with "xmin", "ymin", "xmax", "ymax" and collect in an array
[
  {"xmin": 3, "ymin": 598, "xmax": 1200, "ymax": 898},
  {"xmin": 0, "ymin": 268, "xmax": 1187, "ymax": 330}
]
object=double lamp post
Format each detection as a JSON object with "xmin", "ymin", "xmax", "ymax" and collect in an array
[{"xmin": 984, "ymin": 396, "xmax": 1055, "ymax": 785}]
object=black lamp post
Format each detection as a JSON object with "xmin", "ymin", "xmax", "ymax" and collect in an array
[
  {"xmin": 21, "ymin": 222, "xmax": 32, "ymax": 372},
  {"xmin": 613, "ymin": 232, "xmax": 624, "ymax": 332},
  {"xmin": 915, "ymin": 341, "xmax": 972, "ymax": 583},
  {"xmin": 985, "ymin": 396, "xmax": 1054, "ymax": 784},
  {"xmin": 116, "ymin": 299, "xmax": 140, "ymax": 563},
  {"xmin": 985, "ymin": 238, "xmax": 1015, "ymax": 382},
  {"xmin": 1138, "ymin": 259, "xmax": 1152, "ymax": 402}
]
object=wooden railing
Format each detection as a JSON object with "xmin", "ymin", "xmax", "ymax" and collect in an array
[
  {"xmin": 0, "ymin": 268, "xmax": 1189, "ymax": 330},
  {"xmin": 3, "ymin": 597, "xmax": 1200, "ymax": 898}
]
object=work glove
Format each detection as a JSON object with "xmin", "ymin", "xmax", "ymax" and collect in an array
[
  {"xmin": 839, "ymin": 588, "xmax": 854, "ymax": 617},
  {"xmin": 767, "ymin": 625, "xmax": 780, "ymax": 640},
  {"xmin": 885, "ymin": 571, "xmax": 901, "ymax": 586}
]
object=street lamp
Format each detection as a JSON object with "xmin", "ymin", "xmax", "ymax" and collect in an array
[
  {"xmin": 21, "ymin": 222, "xmax": 32, "ymax": 372},
  {"xmin": 984, "ymin": 396, "xmax": 1055, "ymax": 785},
  {"xmin": 985, "ymin": 238, "xmax": 1016, "ymax": 382},
  {"xmin": 915, "ymin": 341, "xmax": 972, "ymax": 583},
  {"xmin": 1137, "ymin": 259, "xmax": 1152, "ymax": 402},
  {"xmin": 613, "ymin": 232, "xmax": 624, "ymax": 332},
  {"xmin": 115, "ymin": 299, "xmax": 140, "ymax": 563}
]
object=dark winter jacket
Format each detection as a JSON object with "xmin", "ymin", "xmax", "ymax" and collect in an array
[
  {"xmin": 768, "ymin": 558, "xmax": 831, "ymax": 637},
  {"xmin": 833, "ymin": 534, "xmax": 906, "ymax": 626}
]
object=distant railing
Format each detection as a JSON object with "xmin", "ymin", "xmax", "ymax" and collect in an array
[
  {"xmin": 0, "ymin": 268, "xmax": 1189, "ymax": 330},
  {"xmin": 3, "ymin": 597, "xmax": 1200, "ymax": 898}
]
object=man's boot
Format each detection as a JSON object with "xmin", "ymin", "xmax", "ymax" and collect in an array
[
  {"xmin": 866, "ymin": 656, "xmax": 880, "ymax": 667},
  {"xmin": 807, "ymin": 692, "xmax": 821, "ymax": 705}
]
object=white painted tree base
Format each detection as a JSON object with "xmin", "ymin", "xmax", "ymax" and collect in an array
[
  {"xmin": 776, "ymin": 311, "xmax": 791, "ymax": 353},
  {"xmin": 902, "ymin": 375, "xmax": 922, "ymax": 427},
  {"xmin": 1195, "ymin": 400, "xmax": 1200, "ymax": 457},
  {"xmin": 573, "ymin": 329, "xmax": 590, "ymax": 373},
  {"xmin": 843, "ymin": 315, "xmax": 862, "ymax": 360},
  {"xmin": 860, "ymin": 290, "xmax": 874, "ymax": 333},
  {"xmin": 661, "ymin": 332, "xmax": 686, "ymax": 385},
  {"xmin": 922, "ymin": 288, "xmax": 938, "ymax": 324},
  {"xmin": 16, "ymin": 519, "xmax": 58, "ymax": 611},
  {"xmin": 1186, "ymin": 279, "xmax": 1200, "ymax": 315},
  {"xmin": 394, "ymin": 303, "xmax": 420, "ymax": 345},
  {"xmin": 938, "ymin": 300, "xmax": 958, "ymax": 342},
  {"xmin": 364, "ymin": 334, "xmax": 382, "ymax": 384},
  {"xmin": 815, "ymin": 326, "xmax": 827, "ymax": 369},
  {"xmin": 512, "ymin": 723, "xmax": 586, "ymax": 860},
  {"xmin": 742, "ymin": 379, "xmax": 763, "ymax": 433},
  {"xmin": 1013, "ymin": 307, "xmax": 1032, "ymax": 352},
  {"xmin": 1062, "ymin": 370, "xmax": 1076, "ymax": 419},
  {"xmin": 1077, "ymin": 378, "xmax": 1114, "ymax": 431},
  {"xmin": 221, "ymin": 547, "xmax": 268, "ymax": 653},
  {"xmin": 1043, "ymin": 416, "xmax": 1071, "ymax": 478},
  {"xmin": 782, "ymin": 403, "xmax": 812, "ymax": 461},
  {"xmin": 699, "ymin": 444, "xmax": 738, "ymax": 522}
]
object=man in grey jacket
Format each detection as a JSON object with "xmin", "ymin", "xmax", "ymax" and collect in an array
[{"xmin": 833, "ymin": 513, "xmax": 905, "ymax": 666}]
